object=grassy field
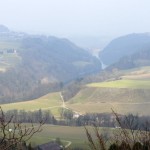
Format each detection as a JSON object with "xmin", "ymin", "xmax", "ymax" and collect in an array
[
  {"xmin": 0, "ymin": 40, "xmax": 22, "ymax": 71},
  {"xmin": 87, "ymin": 79, "xmax": 150, "ymax": 89},
  {"xmin": 0, "ymin": 53, "xmax": 21, "ymax": 72},
  {"xmin": 0, "ymin": 53, "xmax": 21, "ymax": 66},
  {"xmin": 2, "ymin": 88, "xmax": 150, "ymax": 116},
  {"xmin": 1, "ymin": 92, "xmax": 62, "ymax": 116},
  {"xmin": 26, "ymin": 124, "xmax": 113, "ymax": 149},
  {"xmin": 67, "ymin": 77, "xmax": 150, "ymax": 115}
]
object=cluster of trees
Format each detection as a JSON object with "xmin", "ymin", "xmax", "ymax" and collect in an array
[
  {"xmin": 0, "ymin": 67, "xmax": 61, "ymax": 104},
  {"xmin": 56, "ymin": 109, "xmax": 150, "ymax": 130},
  {"xmin": 108, "ymin": 48, "xmax": 150, "ymax": 71},
  {"xmin": 6, "ymin": 108, "xmax": 115, "ymax": 127},
  {"xmin": 62, "ymin": 79, "xmax": 83, "ymax": 101}
]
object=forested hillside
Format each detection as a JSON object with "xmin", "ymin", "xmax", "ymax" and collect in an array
[
  {"xmin": 108, "ymin": 48, "xmax": 150, "ymax": 70},
  {"xmin": 100, "ymin": 33, "xmax": 150, "ymax": 65},
  {"xmin": 0, "ymin": 26, "xmax": 101, "ymax": 103}
]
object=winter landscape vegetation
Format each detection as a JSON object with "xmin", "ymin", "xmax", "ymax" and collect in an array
[{"xmin": 0, "ymin": 0, "xmax": 150, "ymax": 149}]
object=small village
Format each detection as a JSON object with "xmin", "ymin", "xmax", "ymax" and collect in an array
[{"xmin": 0, "ymin": 49, "xmax": 17, "ymax": 55}]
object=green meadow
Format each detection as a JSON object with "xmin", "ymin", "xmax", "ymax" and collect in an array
[
  {"xmin": 87, "ymin": 79, "xmax": 150, "ymax": 89},
  {"xmin": 27, "ymin": 124, "xmax": 113, "ymax": 149},
  {"xmin": 1, "ymin": 92, "xmax": 62, "ymax": 116}
]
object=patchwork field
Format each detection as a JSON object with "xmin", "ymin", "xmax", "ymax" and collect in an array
[
  {"xmin": 1, "ymin": 92, "xmax": 62, "ymax": 116},
  {"xmin": 68, "ymin": 85, "xmax": 150, "ymax": 104}
]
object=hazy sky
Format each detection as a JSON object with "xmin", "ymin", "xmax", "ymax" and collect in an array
[{"xmin": 0, "ymin": 0, "xmax": 150, "ymax": 37}]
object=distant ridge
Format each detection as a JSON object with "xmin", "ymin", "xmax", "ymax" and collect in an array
[
  {"xmin": 108, "ymin": 48, "xmax": 150, "ymax": 70},
  {"xmin": 100, "ymin": 33, "xmax": 150, "ymax": 65}
]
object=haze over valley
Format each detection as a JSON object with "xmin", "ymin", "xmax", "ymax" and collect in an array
[{"xmin": 0, "ymin": 0, "xmax": 150, "ymax": 149}]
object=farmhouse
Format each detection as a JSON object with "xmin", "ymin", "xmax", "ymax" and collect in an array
[
  {"xmin": 73, "ymin": 113, "xmax": 80, "ymax": 118},
  {"xmin": 36, "ymin": 142, "xmax": 64, "ymax": 150},
  {"xmin": 7, "ymin": 49, "xmax": 17, "ymax": 54},
  {"xmin": 73, "ymin": 111, "xmax": 84, "ymax": 119}
]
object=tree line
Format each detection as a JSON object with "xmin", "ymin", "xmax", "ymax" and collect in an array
[
  {"xmin": 2, "ymin": 108, "xmax": 150, "ymax": 130},
  {"xmin": 4, "ymin": 109, "xmax": 56, "ymax": 124}
]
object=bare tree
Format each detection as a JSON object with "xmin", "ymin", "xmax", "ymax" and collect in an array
[
  {"xmin": 0, "ymin": 107, "xmax": 45, "ymax": 150},
  {"xmin": 84, "ymin": 124, "xmax": 107, "ymax": 150},
  {"xmin": 112, "ymin": 109, "xmax": 150, "ymax": 148},
  {"xmin": 85, "ymin": 109, "xmax": 150, "ymax": 150}
]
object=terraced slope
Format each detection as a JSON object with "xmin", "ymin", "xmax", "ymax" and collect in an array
[{"xmin": 67, "ymin": 72, "xmax": 150, "ymax": 115}]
